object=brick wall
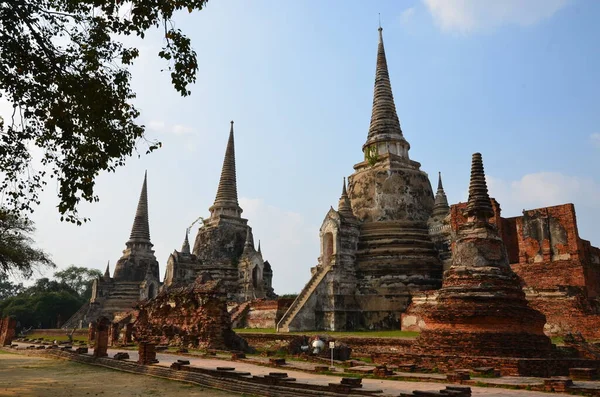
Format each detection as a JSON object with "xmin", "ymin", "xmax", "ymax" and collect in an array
[
  {"xmin": 0, "ymin": 317, "xmax": 16, "ymax": 346},
  {"xmin": 446, "ymin": 201, "xmax": 600, "ymax": 338}
]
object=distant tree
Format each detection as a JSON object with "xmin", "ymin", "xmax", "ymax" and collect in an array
[
  {"xmin": 54, "ymin": 265, "xmax": 102, "ymax": 299},
  {"xmin": 0, "ymin": 273, "xmax": 24, "ymax": 301},
  {"xmin": 1, "ymin": 0, "xmax": 209, "ymax": 224},
  {"xmin": 0, "ymin": 209, "xmax": 53, "ymax": 277}
]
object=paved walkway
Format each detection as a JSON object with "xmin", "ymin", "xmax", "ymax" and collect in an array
[{"xmin": 12, "ymin": 343, "xmax": 586, "ymax": 397}]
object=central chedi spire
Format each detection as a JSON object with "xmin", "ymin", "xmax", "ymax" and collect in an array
[
  {"xmin": 209, "ymin": 121, "xmax": 243, "ymax": 220},
  {"xmin": 346, "ymin": 25, "xmax": 442, "ymax": 326},
  {"xmin": 275, "ymin": 25, "xmax": 443, "ymax": 332},
  {"xmin": 363, "ymin": 27, "xmax": 410, "ymax": 159}
]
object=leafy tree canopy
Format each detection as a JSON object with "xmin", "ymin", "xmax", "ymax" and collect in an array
[
  {"xmin": 0, "ymin": 209, "xmax": 53, "ymax": 277},
  {"xmin": 54, "ymin": 265, "xmax": 102, "ymax": 298},
  {"xmin": 0, "ymin": 0, "xmax": 209, "ymax": 224}
]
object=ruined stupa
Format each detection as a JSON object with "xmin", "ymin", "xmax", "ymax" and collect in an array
[
  {"xmin": 277, "ymin": 27, "xmax": 442, "ymax": 332},
  {"xmin": 63, "ymin": 173, "xmax": 161, "ymax": 327},
  {"xmin": 163, "ymin": 121, "xmax": 275, "ymax": 301},
  {"xmin": 415, "ymin": 153, "xmax": 553, "ymax": 358}
]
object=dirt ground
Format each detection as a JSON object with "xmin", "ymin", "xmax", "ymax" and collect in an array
[{"xmin": 0, "ymin": 351, "xmax": 246, "ymax": 397}]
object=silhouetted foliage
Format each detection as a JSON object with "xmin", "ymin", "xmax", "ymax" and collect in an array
[
  {"xmin": 0, "ymin": 0, "xmax": 209, "ymax": 223},
  {"xmin": 0, "ymin": 209, "xmax": 53, "ymax": 277}
]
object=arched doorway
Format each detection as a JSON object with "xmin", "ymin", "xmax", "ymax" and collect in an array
[
  {"xmin": 323, "ymin": 232, "xmax": 334, "ymax": 266},
  {"xmin": 148, "ymin": 283, "xmax": 155, "ymax": 299}
]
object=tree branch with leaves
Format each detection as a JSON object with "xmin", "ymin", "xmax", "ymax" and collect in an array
[{"xmin": 0, "ymin": 0, "xmax": 208, "ymax": 224}]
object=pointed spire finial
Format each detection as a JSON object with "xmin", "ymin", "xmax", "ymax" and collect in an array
[
  {"xmin": 433, "ymin": 171, "xmax": 450, "ymax": 218},
  {"xmin": 258, "ymin": 240, "xmax": 262, "ymax": 254},
  {"xmin": 243, "ymin": 227, "xmax": 255, "ymax": 255},
  {"xmin": 104, "ymin": 261, "xmax": 110, "ymax": 279},
  {"xmin": 338, "ymin": 177, "xmax": 354, "ymax": 217},
  {"xmin": 181, "ymin": 230, "xmax": 191, "ymax": 254},
  {"xmin": 363, "ymin": 23, "xmax": 409, "ymax": 158},
  {"xmin": 127, "ymin": 172, "xmax": 152, "ymax": 247},
  {"xmin": 210, "ymin": 121, "xmax": 242, "ymax": 218},
  {"xmin": 466, "ymin": 153, "xmax": 494, "ymax": 223}
]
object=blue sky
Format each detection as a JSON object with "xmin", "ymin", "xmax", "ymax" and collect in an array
[{"xmin": 10, "ymin": 0, "xmax": 600, "ymax": 294}]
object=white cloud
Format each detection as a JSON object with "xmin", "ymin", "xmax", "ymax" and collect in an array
[
  {"xmin": 422, "ymin": 0, "xmax": 570, "ymax": 33},
  {"xmin": 399, "ymin": 7, "xmax": 417, "ymax": 26},
  {"xmin": 147, "ymin": 120, "xmax": 194, "ymax": 135},
  {"xmin": 591, "ymin": 133, "xmax": 600, "ymax": 149},
  {"xmin": 239, "ymin": 197, "xmax": 320, "ymax": 295},
  {"xmin": 486, "ymin": 172, "xmax": 600, "ymax": 244}
]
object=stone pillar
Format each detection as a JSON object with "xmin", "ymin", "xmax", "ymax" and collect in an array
[
  {"xmin": 0, "ymin": 317, "xmax": 16, "ymax": 346},
  {"xmin": 108, "ymin": 323, "xmax": 119, "ymax": 347},
  {"xmin": 137, "ymin": 342, "xmax": 158, "ymax": 365},
  {"xmin": 124, "ymin": 324, "xmax": 133, "ymax": 344},
  {"xmin": 88, "ymin": 322, "xmax": 96, "ymax": 346},
  {"xmin": 93, "ymin": 318, "xmax": 109, "ymax": 358}
]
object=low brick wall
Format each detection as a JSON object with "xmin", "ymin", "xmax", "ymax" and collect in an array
[
  {"xmin": 241, "ymin": 333, "xmax": 415, "ymax": 357},
  {"xmin": 25, "ymin": 329, "xmax": 89, "ymax": 338},
  {"xmin": 372, "ymin": 352, "xmax": 600, "ymax": 377}
]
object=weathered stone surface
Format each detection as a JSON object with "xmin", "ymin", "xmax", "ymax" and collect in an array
[
  {"xmin": 163, "ymin": 123, "xmax": 275, "ymax": 302},
  {"xmin": 132, "ymin": 275, "xmax": 250, "ymax": 352},
  {"xmin": 278, "ymin": 27, "xmax": 441, "ymax": 332},
  {"xmin": 413, "ymin": 153, "xmax": 553, "ymax": 359}
]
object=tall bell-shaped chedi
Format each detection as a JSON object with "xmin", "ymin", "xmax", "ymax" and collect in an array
[
  {"xmin": 414, "ymin": 153, "xmax": 553, "ymax": 358},
  {"xmin": 277, "ymin": 27, "xmax": 441, "ymax": 332},
  {"xmin": 347, "ymin": 26, "xmax": 442, "ymax": 325},
  {"xmin": 163, "ymin": 122, "xmax": 275, "ymax": 301}
]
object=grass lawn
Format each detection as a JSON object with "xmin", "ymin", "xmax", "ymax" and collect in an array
[
  {"xmin": 234, "ymin": 328, "xmax": 419, "ymax": 338},
  {"xmin": 25, "ymin": 333, "xmax": 88, "ymax": 343}
]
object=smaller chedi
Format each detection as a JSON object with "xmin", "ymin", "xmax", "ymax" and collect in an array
[
  {"xmin": 63, "ymin": 173, "xmax": 161, "ymax": 328},
  {"xmin": 163, "ymin": 121, "xmax": 276, "ymax": 302},
  {"xmin": 414, "ymin": 153, "xmax": 553, "ymax": 358}
]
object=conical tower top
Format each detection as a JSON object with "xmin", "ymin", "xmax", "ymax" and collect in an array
[
  {"xmin": 466, "ymin": 153, "xmax": 494, "ymax": 223},
  {"xmin": 338, "ymin": 177, "xmax": 354, "ymax": 217},
  {"xmin": 432, "ymin": 172, "xmax": 450, "ymax": 218},
  {"xmin": 257, "ymin": 240, "xmax": 262, "ymax": 254},
  {"xmin": 104, "ymin": 261, "xmax": 110, "ymax": 279},
  {"xmin": 363, "ymin": 26, "xmax": 410, "ymax": 159},
  {"xmin": 209, "ymin": 121, "xmax": 243, "ymax": 219},
  {"xmin": 127, "ymin": 171, "xmax": 153, "ymax": 248},
  {"xmin": 181, "ymin": 231, "xmax": 190, "ymax": 254},
  {"xmin": 243, "ymin": 226, "xmax": 255, "ymax": 255}
]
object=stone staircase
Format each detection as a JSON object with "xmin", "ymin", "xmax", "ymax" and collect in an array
[
  {"xmin": 276, "ymin": 265, "xmax": 331, "ymax": 332},
  {"xmin": 230, "ymin": 301, "xmax": 251, "ymax": 328},
  {"xmin": 61, "ymin": 302, "xmax": 91, "ymax": 330}
]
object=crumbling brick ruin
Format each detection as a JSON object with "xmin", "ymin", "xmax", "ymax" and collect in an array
[
  {"xmin": 132, "ymin": 274, "xmax": 250, "ymax": 352},
  {"xmin": 405, "ymin": 198, "xmax": 600, "ymax": 338},
  {"xmin": 413, "ymin": 153, "xmax": 553, "ymax": 358},
  {"xmin": 0, "ymin": 317, "xmax": 16, "ymax": 346}
]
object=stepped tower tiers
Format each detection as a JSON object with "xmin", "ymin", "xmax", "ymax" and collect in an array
[
  {"xmin": 277, "ymin": 27, "xmax": 442, "ymax": 332},
  {"xmin": 163, "ymin": 122, "xmax": 275, "ymax": 301},
  {"xmin": 414, "ymin": 153, "xmax": 553, "ymax": 358},
  {"xmin": 347, "ymin": 27, "xmax": 442, "ymax": 326},
  {"xmin": 62, "ymin": 173, "xmax": 161, "ymax": 329},
  {"xmin": 112, "ymin": 172, "xmax": 160, "ymax": 282}
]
